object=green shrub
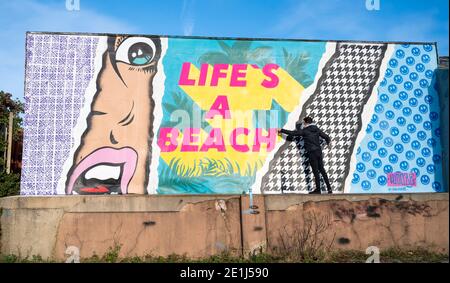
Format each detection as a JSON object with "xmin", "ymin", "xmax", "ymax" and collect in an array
[
  {"xmin": 102, "ymin": 244, "xmax": 121, "ymax": 263},
  {"xmin": 0, "ymin": 171, "xmax": 20, "ymax": 197}
]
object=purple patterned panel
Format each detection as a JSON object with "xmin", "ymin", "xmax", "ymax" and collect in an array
[{"xmin": 21, "ymin": 33, "xmax": 99, "ymax": 195}]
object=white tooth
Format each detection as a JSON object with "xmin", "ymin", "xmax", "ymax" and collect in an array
[{"xmin": 84, "ymin": 164, "xmax": 121, "ymax": 180}]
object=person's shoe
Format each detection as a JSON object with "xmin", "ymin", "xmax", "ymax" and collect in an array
[
  {"xmin": 327, "ymin": 190, "xmax": 333, "ymax": 194},
  {"xmin": 308, "ymin": 189, "xmax": 321, "ymax": 194}
]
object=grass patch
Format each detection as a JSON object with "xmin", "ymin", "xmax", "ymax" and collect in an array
[{"xmin": 0, "ymin": 247, "xmax": 447, "ymax": 263}]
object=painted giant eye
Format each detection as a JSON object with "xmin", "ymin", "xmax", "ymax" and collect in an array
[{"xmin": 116, "ymin": 37, "xmax": 156, "ymax": 66}]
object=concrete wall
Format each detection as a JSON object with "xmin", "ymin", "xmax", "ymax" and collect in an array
[
  {"xmin": 265, "ymin": 194, "xmax": 449, "ymax": 254},
  {"xmin": 0, "ymin": 193, "xmax": 448, "ymax": 260}
]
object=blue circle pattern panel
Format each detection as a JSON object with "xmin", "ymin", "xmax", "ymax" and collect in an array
[{"xmin": 349, "ymin": 44, "xmax": 444, "ymax": 193}]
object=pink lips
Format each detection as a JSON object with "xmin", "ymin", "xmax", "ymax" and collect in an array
[{"xmin": 66, "ymin": 147, "xmax": 138, "ymax": 195}]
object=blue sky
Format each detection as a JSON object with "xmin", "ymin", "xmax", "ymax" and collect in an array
[{"xmin": 0, "ymin": 0, "xmax": 448, "ymax": 100}]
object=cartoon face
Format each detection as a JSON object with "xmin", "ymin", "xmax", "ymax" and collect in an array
[{"xmin": 65, "ymin": 36, "xmax": 162, "ymax": 195}]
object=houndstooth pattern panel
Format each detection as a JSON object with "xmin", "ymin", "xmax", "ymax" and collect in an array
[{"xmin": 261, "ymin": 43, "xmax": 387, "ymax": 193}]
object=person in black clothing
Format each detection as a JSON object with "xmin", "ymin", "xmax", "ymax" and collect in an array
[{"xmin": 278, "ymin": 116, "xmax": 333, "ymax": 194}]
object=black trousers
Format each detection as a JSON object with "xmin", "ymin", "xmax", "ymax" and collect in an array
[{"xmin": 307, "ymin": 149, "xmax": 332, "ymax": 192}]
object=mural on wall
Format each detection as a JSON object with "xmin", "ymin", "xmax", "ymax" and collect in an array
[{"xmin": 20, "ymin": 32, "xmax": 445, "ymax": 195}]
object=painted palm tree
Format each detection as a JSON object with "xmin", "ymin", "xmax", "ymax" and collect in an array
[
  {"xmin": 282, "ymin": 48, "xmax": 313, "ymax": 87},
  {"xmin": 157, "ymin": 157, "xmax": 259, "ymax": 194},
  {"xmin": 198, "ymin": 41, "xmax": 312, "ymax": 88},
  {"xmin": 161, "ymin": 91, "xmax": 211, "ymax": 132},
  {"xmin": 198, "ymin": 40, "xmax": 273, "ymax": 66}
]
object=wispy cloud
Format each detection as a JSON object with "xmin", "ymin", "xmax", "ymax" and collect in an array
[
  {"xmin": 0, "ymin": 0, "xmax": 135, "ymax": 100},
  {"xmin": 181, "ymin": 0, "xmax": 195, "ymax": 36},
  {"xmin": 270, "ymin": 0, "xmax": 371, "ymax": 40},
  {"xmin": 269, "ymin": 0, "xmax": 448, "ymax": 55}
]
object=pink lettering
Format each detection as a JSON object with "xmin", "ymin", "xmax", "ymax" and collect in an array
[
  {"xmin": 261, "ymin": 64, "xmax": 279, "ymax": 88},
  {"xmin": 210, "ymin": 64, "xmax": 229, "ymax": 86},
  {"xmin": 198, "ymin": 64, "xmax": 209, "ymax": 86},
  {"xmin": 230, "ymin": 127, "xmax": 250, "ymax": 152},
  {"xmin": 206, "ymin": 95, "xmax": 231, "ymax": 119},
  {"xmin": 252, "ymin": 128, "xmax": 277, "ymax": 152},
  {"xmin": 158, "ymin": 128, "xmax": 179, "ymax": 152},
  {"xmin": 181, "ymin": 128, "xmax": 200, "ymax": 152},
  {"xmin": 178, "ymin": 62, "xmax": 195, "ymax": 86},
  {"xmin": 200, "ymin": 128, "xmax": 226, "ymax": 152},
  {"xmin": 230, "ymin": 64, "xmax": 247, "ymax": 87}
]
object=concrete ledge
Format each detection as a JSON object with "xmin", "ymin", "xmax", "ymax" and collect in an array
[
  {"xmin": 264, "ymin": 193, "xmax": 449, "ymax": 210},
  {"xmin": 1, "ymin": 193, "xmax": 448, "ymax": 260},
  {"xmin": 0, "ymin": 194, "xmax": 240, "ymax": 212}
]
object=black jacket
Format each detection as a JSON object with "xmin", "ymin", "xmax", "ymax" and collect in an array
[{"xmin": 280, "ymin": 124, "xmax": 331, "ymax": 153}]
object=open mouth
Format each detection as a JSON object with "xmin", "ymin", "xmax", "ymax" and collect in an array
[
  {"xmin": 73, "ymin": 163, "xmax": 124, "ymax": 194},
  {"xmin": 66, "ymin": 147, "xmax": 138, "ymax": 195}
]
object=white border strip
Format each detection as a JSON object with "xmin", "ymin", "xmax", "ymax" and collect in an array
[{"xmin": 146, "ymin": 37, "xmax": 168, "ymax": 194}]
